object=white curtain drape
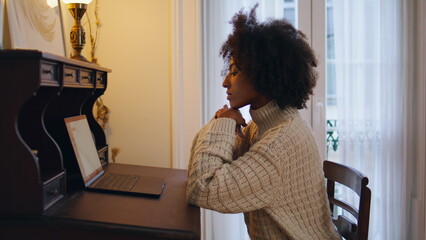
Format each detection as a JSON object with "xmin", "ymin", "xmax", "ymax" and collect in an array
[
  {"xmin": 332, "ymin": 0, "xmax": 415, "ymax": 239},
  {"xmin": 202, "ymin": 1, "xmax": 283, "ymax": 239}
]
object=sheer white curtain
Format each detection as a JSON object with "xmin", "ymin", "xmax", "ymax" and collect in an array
[
  {"xmin": 202, "ymin": 1, "xmax": 283, "ymax": 239},
  {"xmin": 332, "ymin": 0, "xmax": 415, "ymax": 239}
]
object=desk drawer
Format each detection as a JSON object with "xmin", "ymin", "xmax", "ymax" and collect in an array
[
  {"xmin": 43, "ymin": 172, "xmax": 65, "ymax": 210},
  {"xmin": 96, "ymin": 72, "xmax": 106, "ymax": 88},
  {"xmin": 41, "ymin": 61, "xmax": 59, "ymax": 86},
  {"xmin": 63, "ymin": 66, "xmax": 78, "ymax": 86},
  {"xmin": 80, "ymin": 69, "xmax": 94, "ymax": 86}
]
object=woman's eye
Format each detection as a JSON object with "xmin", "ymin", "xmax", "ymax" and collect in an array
[{"xmin": 230, "ymin": 71, "xmax": 238, "ymax": 76}]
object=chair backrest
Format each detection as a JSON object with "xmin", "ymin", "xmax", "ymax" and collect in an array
[{"xmin": 323, "ymin": 160, "xmax": 371, "ymax": 240}]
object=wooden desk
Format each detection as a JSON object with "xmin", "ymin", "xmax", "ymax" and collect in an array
[
  {"xmin": 0, "ymin": 164, "xmax": 200, "ymax": 240},
  {"xmin": 0, "ymin": 50, "xmax": 200, "ymax": 239}
]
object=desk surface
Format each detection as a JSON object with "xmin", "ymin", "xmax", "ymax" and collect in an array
[{"xmin": 1, "ymin": 164, "xmax": 200, "ymax": 240}]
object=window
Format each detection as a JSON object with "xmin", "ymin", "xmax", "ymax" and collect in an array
[{"xmin": 283, "ymin": 0, "xmax": 297, "ymax": 26}]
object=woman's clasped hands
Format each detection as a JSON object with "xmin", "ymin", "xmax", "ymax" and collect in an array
[{"xmin": 215, "ymin": 105, "xmax": 247, "ymax": 138}]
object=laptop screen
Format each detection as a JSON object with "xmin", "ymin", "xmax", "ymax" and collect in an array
[{"xmin": 65, "ymin": 115, "xmax": 104, "ymax": 186}]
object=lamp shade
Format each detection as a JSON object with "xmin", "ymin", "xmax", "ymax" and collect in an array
[
  {"xmin": 46, "ymin": 0, "xmax": 58, "ymax": 8},
  {"xmin": 62, "ymin": 0, "xmax": 92, "ymax": 4}
]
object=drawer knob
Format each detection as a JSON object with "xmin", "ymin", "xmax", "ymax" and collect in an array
[
  {"xmin": 65, "ymin": 73, "xmax": 74, "ymax": 77},
  {"xmin": 42, "ymin": 69, "xmax": 52, "ymax": 75},
  {"xmin": 48, "ymin": 189, "xmax": 59, "ymax": 196}
]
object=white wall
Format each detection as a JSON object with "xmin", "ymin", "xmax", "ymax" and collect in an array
[{"xmin": 62, "ymin": 0, "xmax": 173, "ymax": 167}]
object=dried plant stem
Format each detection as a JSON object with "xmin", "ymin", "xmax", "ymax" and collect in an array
[{"xmin": 86, "ymin": 0, "xmax": 101, "ymax": 64}]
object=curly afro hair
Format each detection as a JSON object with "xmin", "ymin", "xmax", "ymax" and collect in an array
[{"xmin": 220, "ymin": 4, "xmax": 318, "ymax": 109}]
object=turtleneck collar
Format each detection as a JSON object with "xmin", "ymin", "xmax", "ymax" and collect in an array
[{"xmin": 249, "ymin": 101, "xmax": 299, "ymax": 137}]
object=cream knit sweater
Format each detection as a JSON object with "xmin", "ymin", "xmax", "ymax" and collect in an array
[{"xmin": 186, "ymin": 101, "xmax": 341, "ymax": 240}]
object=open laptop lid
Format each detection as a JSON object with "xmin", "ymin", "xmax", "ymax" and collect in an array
[{"xmin": 65, "ymin": 115, "xmax": 104, "ymax": 187}]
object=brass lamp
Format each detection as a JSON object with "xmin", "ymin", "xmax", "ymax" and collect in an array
[{"xmin": 62, "ymin": 0, "xmax": 93, "ymax": 61}]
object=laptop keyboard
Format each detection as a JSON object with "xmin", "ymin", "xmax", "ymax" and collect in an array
[{"xmin": 93, "ymin": 172, "xmax": 140, "ymax": 191}]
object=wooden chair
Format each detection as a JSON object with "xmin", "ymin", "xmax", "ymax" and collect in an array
[{"xmin": 323, "ymin": 160, "xmax": 372, "ymax": 240}]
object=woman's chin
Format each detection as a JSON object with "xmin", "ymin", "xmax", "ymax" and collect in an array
[
  {"xmin": 229, "ymin": 102, "xmax": 238, "ymax": 109},
  {"xmin": 229, "ymin": 102, "xmax": 246, "ymax": 110}
]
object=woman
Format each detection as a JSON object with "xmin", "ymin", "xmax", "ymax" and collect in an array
[{"xmin": 186, "ymin": 5, "xmax": 340, "ymax": 240}]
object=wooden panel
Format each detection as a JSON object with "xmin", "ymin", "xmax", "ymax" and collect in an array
[
  {"xmin": 0, "ymin": 221, "xmax": 198, "ymax": 240},
  {"xmin": 0, "ymin": 57, "xmax": 45, "ymax": 216}
]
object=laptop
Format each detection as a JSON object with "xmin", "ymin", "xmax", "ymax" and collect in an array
[{"xmin": 64, "ymin": 115, "xmax": 166, "ymax": 197}]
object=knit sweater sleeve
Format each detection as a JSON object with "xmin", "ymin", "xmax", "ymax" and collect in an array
[{"xmin": 186, "ymin": 118, "xmax": 282, "ymax": 213}]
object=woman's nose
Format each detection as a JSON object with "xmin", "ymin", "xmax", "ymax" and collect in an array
[{"xmin": 222, "ymin": 75, "xmax": 230, "ymax": 88}]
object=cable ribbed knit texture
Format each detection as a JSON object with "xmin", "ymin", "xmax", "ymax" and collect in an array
[{"xmin": 186, "ymin": 101, "xmax": 341, "ymax": 240}]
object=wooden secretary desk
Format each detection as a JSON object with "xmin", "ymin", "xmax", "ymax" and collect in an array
[{"xmin": 0, "ymin": 50, "xmax": 200, "ymax": 240}]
